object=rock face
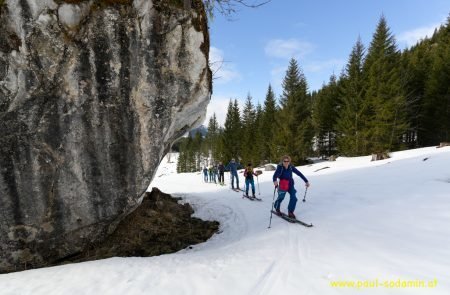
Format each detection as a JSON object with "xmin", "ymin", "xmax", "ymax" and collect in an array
[{"xmin": 0, "ymin": 0, "xmax": 211, "ymax": 273}]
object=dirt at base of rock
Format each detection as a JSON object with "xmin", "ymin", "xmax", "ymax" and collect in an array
[{"xmin": 60, "ymin": 187, "xmax": 219, "ymax": 264}]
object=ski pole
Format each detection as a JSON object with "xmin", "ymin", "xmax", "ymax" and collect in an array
[
  {"xmin": 302, "ymin": 187, "xmax": 308, "ymax": 202},
  {"xmin": 257, "ymin": 176, "xmax": 260, "ymax": 196},
  {"xmin": 268, "ymin": 186, "xmax": 277, "ymax": 229}
]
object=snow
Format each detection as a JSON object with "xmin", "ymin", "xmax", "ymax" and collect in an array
[{"xmin": 1, "ymin": 147, "xmax": 450, "ymax": 294}]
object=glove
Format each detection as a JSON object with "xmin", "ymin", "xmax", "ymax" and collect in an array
[{"xmin": 273, "ymin": 181, "xmax": 278, "ymax": 188}]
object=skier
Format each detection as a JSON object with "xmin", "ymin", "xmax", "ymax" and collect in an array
[
  {"xmin": 226, "ymin": 158, "xmax": 240, "ymax": 190},
  {"xmin": 272, "ymin": 155, "xmax": 310, "ymax": 219},
  {"xmin": 217, "ymin": 161, "xmax": 225, "ymax": 185},
  {"xmin": 212, "ymin": 164, "xmax": 218, "ymax": 184},
  {"xmin": 208, "ymin": 166, "xmax": 214, "ymax": 183},
  {"xmin": 244, "ymin": 163, "xmax": 258, "ymax": 197},
  {"xmin": 202, "ymin": 167, "xmax": 208, "ymax": 182}
]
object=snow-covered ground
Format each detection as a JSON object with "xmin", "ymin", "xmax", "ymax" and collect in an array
[{"xmin": 1, "ymin": 147, "xmax": 449, "ymax": 295}]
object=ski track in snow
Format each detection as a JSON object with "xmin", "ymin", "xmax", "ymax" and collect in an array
[
  {"xmin": 249, "ymin": 228, "xmax": 290, "ymax": 295},
  {"xmin": 177, "ymin": 193, "xmax": 249, "ymax": 250}
]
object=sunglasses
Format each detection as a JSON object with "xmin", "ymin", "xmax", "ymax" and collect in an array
[{"xmin": 283, "ymin": 160, "xmax": 290, "ymax": 163}]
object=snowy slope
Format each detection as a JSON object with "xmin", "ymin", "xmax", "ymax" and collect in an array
[{"xmin": 1, "ymin": 147, "xmax": 449, "ymax": 295}]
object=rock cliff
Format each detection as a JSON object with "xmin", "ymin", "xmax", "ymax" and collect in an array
[{"xmin": 0, "ymin": 0, "xmax": 211, "ymax": 272}]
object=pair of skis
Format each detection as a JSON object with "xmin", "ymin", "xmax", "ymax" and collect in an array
[
  {"xmin": 231, "ymin": 188, "xmax": 262, "ymax": 201},
  {"xmin": 233, "ymin": 188, "xmax": 313, "ymax": 227},
  {"xmin": 271, "ymin": 210, "xmax": 313, "ymax": 227},
  {"xmin": 243, "ymin": 194, "xmax": 262, "ymax": 201}
]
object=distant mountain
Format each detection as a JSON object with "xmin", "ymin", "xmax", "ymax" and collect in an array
[{"xmin": 189, "ymin": 125, "xmax": 208, "ymax": 137}]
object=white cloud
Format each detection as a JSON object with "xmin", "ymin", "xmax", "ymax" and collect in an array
[
  {"xmin": 265, "ymin": 38, "xmax": 315, "ymax": 59},
  {"xmin": 205, "ymin": 95, "xmax": 233, "ymax": 126},
  {"xmin": 397, "ymin": 22, "xmax": 443, "ymax": 47},
  {"xmin": 304, "ymin": 58, "xmax": 346, "ymax": 73},
  {"xmin": 209, "ymin": 47, "xmax": 241, "ymax": 85}
]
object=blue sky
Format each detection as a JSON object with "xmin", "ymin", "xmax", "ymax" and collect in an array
[{"xmin": 205, "ymin": 0, "xmax": 449, "ymax": 125}]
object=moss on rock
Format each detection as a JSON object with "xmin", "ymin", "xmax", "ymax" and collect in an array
[{"xmin": 57, "ymin": 188, "xmax": 219, "ymax": 264}]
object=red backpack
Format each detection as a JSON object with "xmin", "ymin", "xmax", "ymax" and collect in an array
[{"xmin": 277, "ymin": 164, "xmax": 292, "ymax": 191}]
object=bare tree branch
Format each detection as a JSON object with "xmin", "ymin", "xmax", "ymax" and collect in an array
[
  {"xmin": 203, "ymin": 0, "xmax": 272, "ymax": 18},
  {"xmin": 209, "ymin": 59, "xmax": 232, "ymax": 81},
  {"xmin": 233, "ymin": 0, "xmax": 271, "ymax": 8}
]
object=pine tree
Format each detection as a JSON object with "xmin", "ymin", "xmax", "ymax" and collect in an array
[
  {"xmin": 363, "ymin": 15, "xmax": 408, "ymax": 154},
  {"xmin": 261, "ymin": 84, "xmax": 278, "ymax": 162},
  {"xmin": 206, "ymin": 113, "xmax": 220, "ymax": 162},
  {"xmin": 232, "ymin": 99, "xmax": 242, "ymax": 159},
  {"xmin": 312, "ymin": 74, "xmax": 340, "ymax": 157},
  {"xmin": 253, "ymin": 102, "xmax": 264, "ymax": 165},
  {"xmin": 177, "ymin": 139, "xmax": 187, "ymax": 173},
  {"xmin": 176, "ymin": 137, "xmax": 196, "ymax": 173},
  {"xmin": 192, "ymin": 132, "xmax": 204, "ymax": 171},
  {"xmin": 222, "ymin": 99, "xmax": 242, "ymax": 161},
  {"xmin": 421, "ymin": 20, "xmax": 450, "ymax": 145},
  {"xmin": 276, "ymin": 58, "xmax": 313, "ymax": 164},
  {"xmin": 222, "ymin": 100, "xmax": 234, "ymax": 161},
  {"xmin": 336, "ymin": 37, "xmax": 369, "ymax": 155},
  {"xmin": 399, "ymin": 45, "xmax": 427, "ymax": 148},
  {"xmin": 241, "ymin": 93, "xmax": 258, "ymax": 165},
  {"xmin": 213, "ymin": 126, "xmax": 226, "ymax": 163}
]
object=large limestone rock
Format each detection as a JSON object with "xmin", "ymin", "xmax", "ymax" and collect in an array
[{"xmin": 0, "ymin": 0, "xmax": 211, "ymax": 272}]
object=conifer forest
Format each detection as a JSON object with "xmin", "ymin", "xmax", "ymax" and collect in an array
[{"xmin": 177, "ymin": 15, "xmax": 450, "ymax": 172}]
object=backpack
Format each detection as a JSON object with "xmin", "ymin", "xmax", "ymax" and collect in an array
[
  {"xmin": 244, "ymin": 167, "xmax": 254, "ymax": 178},
  {"xmin": 277, "ymin": 164, "xmax": 292, "ymax": 191}
]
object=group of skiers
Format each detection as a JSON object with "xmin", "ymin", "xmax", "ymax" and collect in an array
[
  {"xmin": 202, "ymin": 155, "xmax": 310, "ymax": 220},
  {"xmin": 202, "ymin": 162, "xmax": 226, "ymax": 185}
]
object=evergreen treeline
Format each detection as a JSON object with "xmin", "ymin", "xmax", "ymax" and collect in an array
[{"xmin": 177, "ymin": 15, "xmax": 450, "ymax": 173}]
